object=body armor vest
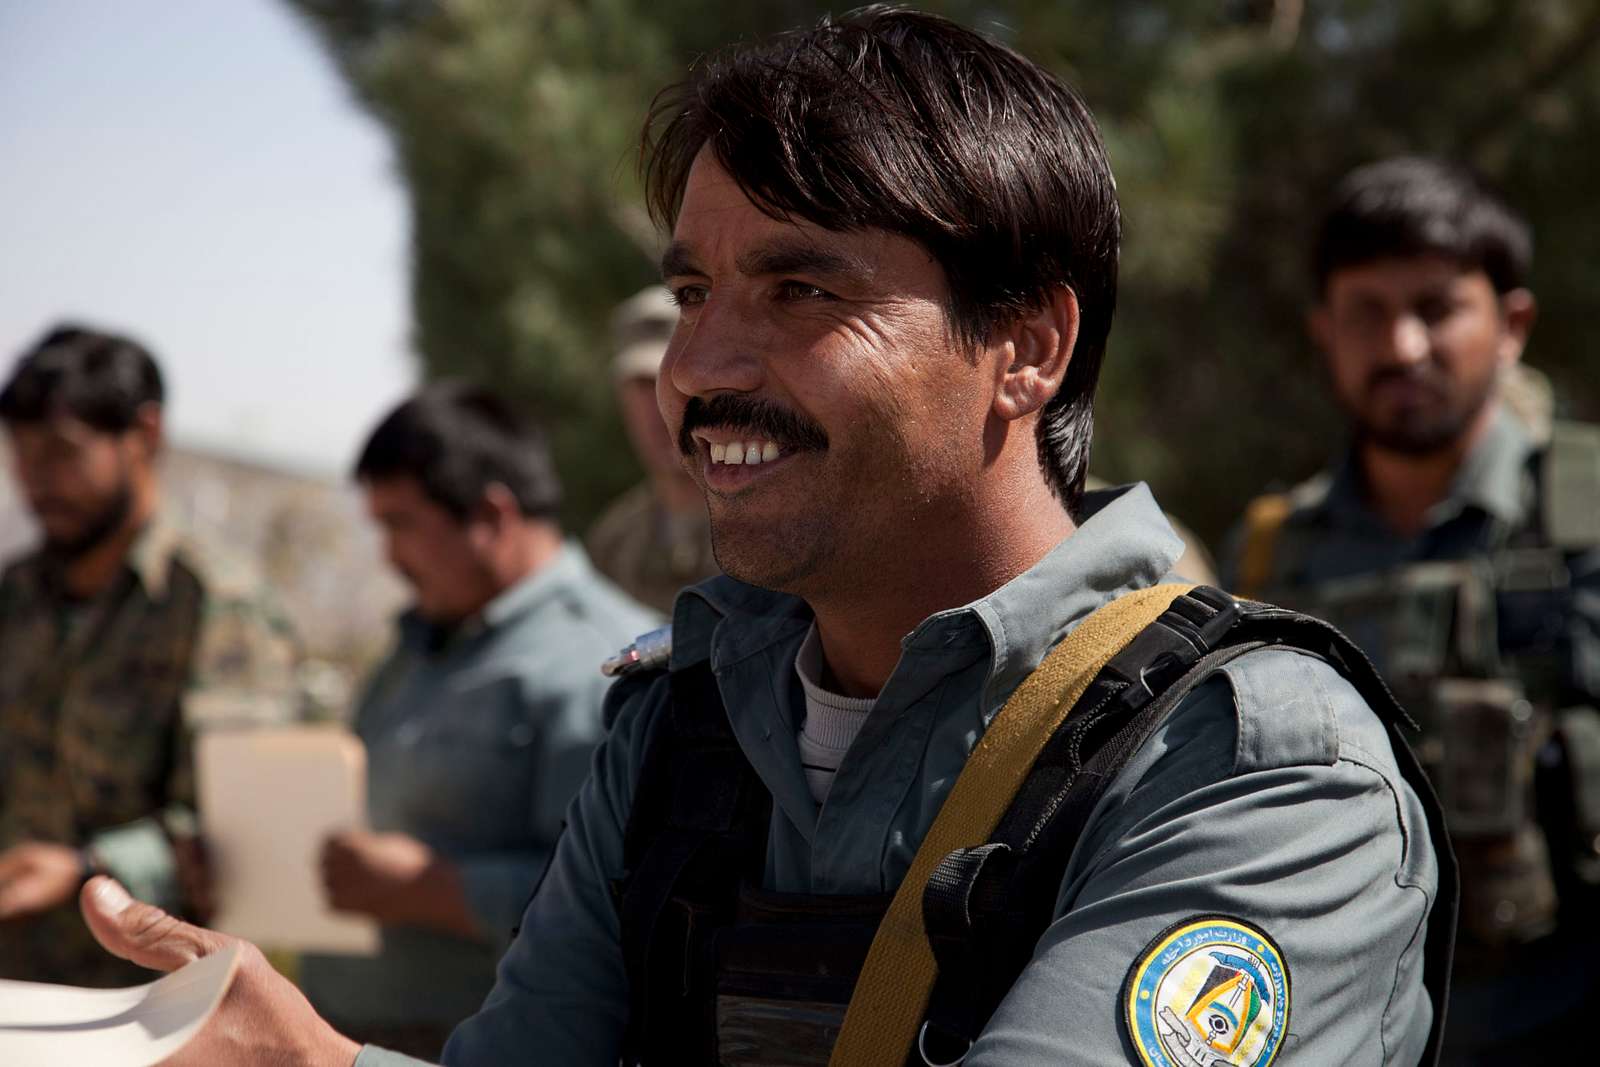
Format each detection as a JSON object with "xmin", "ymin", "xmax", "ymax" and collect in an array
[
  {"xmin": 611, "ymin": 589, "xmax": 1457, "ymax": 1065},
  {"xmin": 1242, "ymin": 423, "xmax": 1600, "ymax": 959}
]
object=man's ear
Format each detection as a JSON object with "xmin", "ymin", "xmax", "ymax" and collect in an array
[
  {"xmin": 993, "ymin": 286, "xmax": 1079, "ymax": 423},
  {"xmin": 471, "ymin": 483, "xmax": 523, "ymax": 544},
  {"xmin": 1497, "ymin": 288, "xmax": 1537, "ymax": 367},
  {"xmin": 464, "ymin": 484, "xmax": 517, "ymax": 555},
  {"xmin": 130, "ymin": 402, "xmax": 164, "ymax": 460}
]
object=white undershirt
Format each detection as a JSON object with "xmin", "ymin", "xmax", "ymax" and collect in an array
[{"xmin": 794, "ymin": 625, "xmax": 877, "ymax": 805}]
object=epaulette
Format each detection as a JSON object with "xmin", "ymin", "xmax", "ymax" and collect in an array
[{"xmin": 602, "ymin": 624, "xmax": 674, "ymax": 678}]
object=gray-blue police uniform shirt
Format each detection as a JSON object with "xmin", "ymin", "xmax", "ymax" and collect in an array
[
  {"xmin": 301, "ymin": 544, "xmax": 657, "ymax": 1030},
  {"xmin": 356, "ymin": 484, "xmax": 1440, "ymax": 1065}
]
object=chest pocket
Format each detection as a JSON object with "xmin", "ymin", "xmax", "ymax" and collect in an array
[
  {"xmin": 377, "ymin": 674, "xmax": 540, "ymax": 847},
  {"xmin": 57, "ymin": 594, "xmax": 200, "ymax": 831}
]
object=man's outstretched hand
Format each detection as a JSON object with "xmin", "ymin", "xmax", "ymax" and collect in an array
[{"xmin": 79, "ymin": 876, "xmax": 363, "ymax": 1067}]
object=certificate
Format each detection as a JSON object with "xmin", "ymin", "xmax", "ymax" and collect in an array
[{"xmin": 197, "ymin": 727, "xmax": 379, "ymax": 955}]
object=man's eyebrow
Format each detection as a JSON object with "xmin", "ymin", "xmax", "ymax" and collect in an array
[
  {"xmin": 660, "ymin": 241, "xmax": 700, "ymax": 280},
  {"xmin": 736, "ymin": 239, "xmax": 871, "ymax": 283}
]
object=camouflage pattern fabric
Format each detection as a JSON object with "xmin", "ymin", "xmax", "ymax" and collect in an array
[
  {"xmin": 0, "ymin": 519, "xmax": 303, "ymax": 985},
  {"xmin": 586, "ymin": 482, "xmax": 720, "ymax": 615}
]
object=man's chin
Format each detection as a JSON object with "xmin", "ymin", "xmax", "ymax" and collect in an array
[
  {"xmin": 1359, "ymin": 415, "xmax": 1470, "ymax": 457},
  {"xmin": 708, "ymin": 524, "xmax": 820, "ymax": 596}
]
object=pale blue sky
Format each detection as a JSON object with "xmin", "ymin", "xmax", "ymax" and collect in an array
[{"xmin": 0, "ymin": 0, "xmax": 413, "ymax": 475}]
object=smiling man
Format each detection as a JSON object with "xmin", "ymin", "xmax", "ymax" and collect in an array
[
  {"xmin": 1225, "ymin": 157, "xmax": 1600, "ymax": 1062},
  {"xmin": 78, "ymin": 11, "xmax": 1448, "ymax": 1066}
]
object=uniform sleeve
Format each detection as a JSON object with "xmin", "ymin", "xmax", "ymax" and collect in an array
[
  {"xmin": 438, "ymin": 672, "xmax": 665, "ymax": 1067},
  {"xmin": 86, "ymin": 818, "xmax": 180, "ymax": 909},
  {"xmin": 966, "ymin": 650, "xmax": 1438, "ymax": 1066},
  {"xmin": 354, "ymin": 1048, "xmax": 437, "ymax": 1067}
]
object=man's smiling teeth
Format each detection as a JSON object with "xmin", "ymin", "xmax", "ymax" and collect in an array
[{"xmin": 709, "ymin": 440, "xmax": 781, "ymax": 466}]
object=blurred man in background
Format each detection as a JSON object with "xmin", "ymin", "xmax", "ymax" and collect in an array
[
  {"xmin": 0, "ymin": 324, "xmax": 302, "ymax": 985},
  {"xmin": 1224, "ymin": 156, "xmax": 1600, "ymax": 1061},
  {"xmin": 587, "ymin": 285, "xmax": 719, "ymax": 613},
  {"xmin": 299, "ymin": 382, "xmax": 655, "ymax": 1059}
]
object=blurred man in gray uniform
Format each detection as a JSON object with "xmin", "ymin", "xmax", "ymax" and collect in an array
[
  {"xmin": 1224, "ymin": 157, "xmax": 1600, "ymax": 1062},
  {"xmin": 77, "ymin": 11, "xmax": 1447, "ymax": 1066},
  {"xmin": 298, "ymin": 384, "xmax": 655, "ymax": 1059}
]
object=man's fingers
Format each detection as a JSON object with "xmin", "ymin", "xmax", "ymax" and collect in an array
[
  {"xmin": 0, "ymin": 874, "xmax": 48, "ymax": 920},
  {"xmin": 79, "ymin": 876, "xmax": 234, "ymax": 973}
]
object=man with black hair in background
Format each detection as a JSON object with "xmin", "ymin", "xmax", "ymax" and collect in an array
[
  {"xmin": 1224, "ymin": 156, "xmax": 1600, "ymax": 1061},
  {"xmin": 298, "ymin": 383, "xmax": 655, "ymax": 1059},
  {"xmin": 0, "ymin": 324, "xmax": 302, "ymax": 985}
]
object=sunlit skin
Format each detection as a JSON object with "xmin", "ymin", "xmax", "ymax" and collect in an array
[
  {"xmin": 1310, "ymin": 254, "xmax": 1535, "ymax": 536},
  {"xmin": 659, "ymin": 151, "xmax": 1079, "ymax": 696}
]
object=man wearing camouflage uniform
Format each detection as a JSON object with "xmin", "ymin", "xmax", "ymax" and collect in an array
[
  {"xmin": 0, "ymin": 325, "xmax": 302, "ymax": 986},
  {"xmin": 587, "ymin": 285, "xmax": 721, "ymax": 614},
  {"xmin": 1224, "ymin": 157, "xmax": 1600, "ymax": 1061}
]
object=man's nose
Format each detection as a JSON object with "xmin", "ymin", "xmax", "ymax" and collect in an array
[
  {"xmin": 1385, "ymin": 313, "xmax": 1430, "ymax": 366},
  {"xmin": 663, "ymin": 296, "xmax": 765, "ymax": 398}
]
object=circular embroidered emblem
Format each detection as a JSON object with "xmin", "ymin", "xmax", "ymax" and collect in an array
[{"xmin": 1122, "ymin": 915, "xmax": 1290, "ymax": 1067}]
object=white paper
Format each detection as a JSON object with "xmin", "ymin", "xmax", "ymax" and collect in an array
[
  {"xmin": 198, "ymin": 726, "xmax": 379, "ymax": 955},
  {"xmin": 0, "ymin": 943, "xmax": 241, "ymax": 1067}
]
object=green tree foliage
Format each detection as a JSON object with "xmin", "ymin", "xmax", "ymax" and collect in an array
[{"xmin": 288, "ymin": 0, "xmax": 1600, "ymax": 540}]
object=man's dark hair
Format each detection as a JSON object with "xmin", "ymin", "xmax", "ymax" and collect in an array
[
  {"xmin": 0, "ymin": 324, "xmax": 165, "ymax": 432},
  {"xmin": 1313, "ymin": 156, "xmax": 1532, "ymax": 296},
  {"xmin": 641, "ymin": 5, "xmax": 1120, "ymax": 512},
  {"xmin": 354, "ymin": 381, "xmax": 563, "ymax": 521}
]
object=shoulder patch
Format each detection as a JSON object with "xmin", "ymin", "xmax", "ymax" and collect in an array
[{"xmin": 1122, "ymin": 915, "xmax": 1290, "ymax": 1067}]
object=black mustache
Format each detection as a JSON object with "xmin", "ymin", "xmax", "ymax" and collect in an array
[
  {"xmin": 678, "ymin": 395, "xmax": 829, "ymax": 458},
  {"xmin": 1366, "ymin": 366, "xmax": 1444, "ymax": 392}
]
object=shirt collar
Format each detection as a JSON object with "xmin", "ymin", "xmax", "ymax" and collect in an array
[
  {"xmin": 125, "ymin": 516, "xmax": 183, "ymax": 601},
  {"xmin": 669, "ymin": 482, "xmax": 1186, "ymax": 717},
  {"xmin": 1444, "ymin": 406, "xmax": 1534, "ymax": 526},
  {"xmin": 1315, "ymin": 405, "xmax": 1534, "ymax": 530},
  {"xmin": 399, "ymin": 541, "xmax": 594, "ymax": 652}
]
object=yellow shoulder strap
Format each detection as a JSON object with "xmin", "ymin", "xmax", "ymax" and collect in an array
[
  {"xmin": 828, "ymin": 582, "xmax": 1196, "ymax": 1067},
  {"xmin": 1234, "ymin": 494, "xmax": 1292, "ymax": 600}
]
